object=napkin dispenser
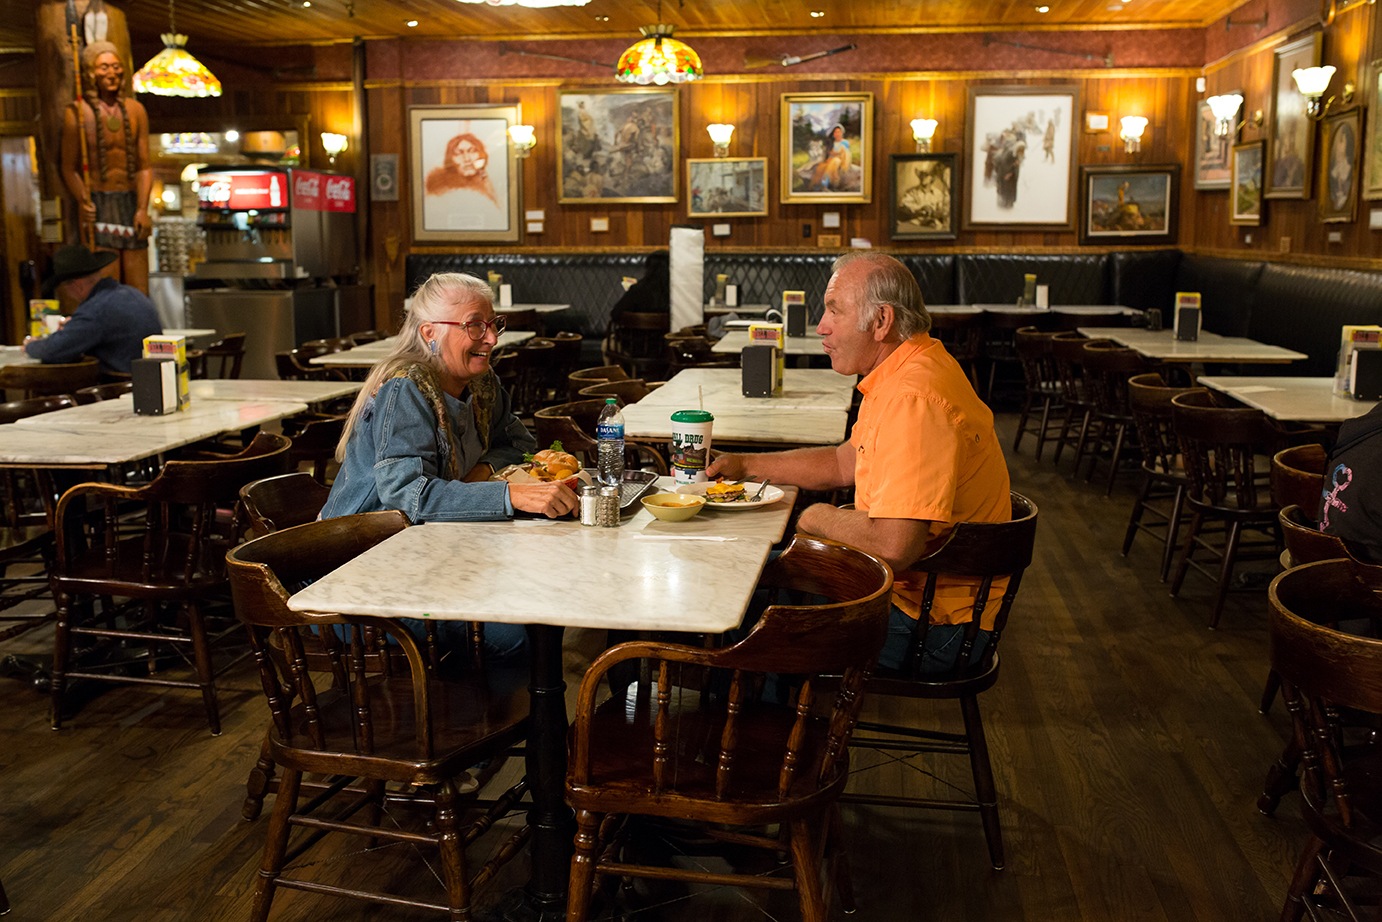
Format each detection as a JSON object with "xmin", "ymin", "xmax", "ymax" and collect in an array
[
  {"xmin": 132, "ymin": 357, "xmax": 179, "ymax": 415},
  {"xmin": 782, "ymin": 290, "xmax": 806, "ymax": 337},
  {"xmin": 142, "ymin": 334, "xmax": 190, "ymax": 410},
  {"xmin": 1350, "ymin": 348, "xmax": 1382, "ymax": 400},
  {"xmin": 1173, "ymin": 292, "xmax": 1202, "ymax": 342},
  {"xmin": 742, "ymin": 345, "xmax": 778, "ymax": 398}
]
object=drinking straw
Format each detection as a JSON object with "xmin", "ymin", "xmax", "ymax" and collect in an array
[{"xmin": 699, "ymin": 386, "xmax": 704, "ymax": 412}]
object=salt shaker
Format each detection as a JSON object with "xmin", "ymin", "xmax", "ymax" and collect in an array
[{"xmin": 578, "ymin": 484, "xmax": 602, "ymax": 527}]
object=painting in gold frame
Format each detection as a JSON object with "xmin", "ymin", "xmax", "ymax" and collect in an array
[
  {"xmin": 1362, "ymin": 57, "xmax": 1382, "ymax": 200},
  {"xmin": 1266, "ymin": 33, "xmax": 1321, "ymax": 200},
  {"xmin": 780, "ymin": 92, "xmax": 873, "ymax": 205},
  {"xmin": 1320, "ymin": 108, "xmax": 1360, "ymax": 223},
  {"xmin": 1231, "ymin": 141, "xmax": 1265, "ymax": 226},
  {"xmin": 557, "ymin": 88, "xmax": 678, "ymax": 204}
]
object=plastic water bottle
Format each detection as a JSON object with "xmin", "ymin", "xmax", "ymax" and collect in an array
[{"xmin": 596, "ymin": 397, "xmax": 625, "ymax": 487}]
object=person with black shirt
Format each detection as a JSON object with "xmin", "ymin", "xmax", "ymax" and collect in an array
[{"xmin": 1319, "ymin": 401, "xmax": 1382, "ymax": 563}]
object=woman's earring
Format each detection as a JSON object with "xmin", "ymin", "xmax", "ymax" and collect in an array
[{"xmin": 429, "ymin": 339, "xmax": 438, "ymax": 355}]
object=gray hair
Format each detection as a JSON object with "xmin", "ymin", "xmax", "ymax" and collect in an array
[
  {"xmin": 336, "ymin": 272, "xmax": 494, "ymax": 460},
  {"xmin": 830, "ymin": 252, "xmax": 931, "ymax": 338}
]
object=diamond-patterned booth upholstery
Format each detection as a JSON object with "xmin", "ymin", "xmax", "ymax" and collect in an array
[
  {"xmin": 956, "ymin": 253, "xmax": 1110, "ymax": 306},
  {"xmin": 1110, "ymin": 249, "xmax": 1182, "ymax": 315},
  {"xmin": 703, "ymin": 253, "xmax": 957, "ymax": 321},
  {"xmin": 1249, "ymin": 263, "xmax": 1382, "ymax": 376},
  {"xmin": 406, "ymin": 253, "xmax": 650, "ymax": 339},
  {"xmin": 1173, "ymin": 254, "xmax": 1263, "ymax": 337}
]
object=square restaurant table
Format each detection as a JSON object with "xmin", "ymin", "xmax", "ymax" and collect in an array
[
  {"xmin": 969, "ymin": 303, "xmax": 1145, "ymax": 318},
  {"xmin": 0, "ymin": 346, "xmax": 38, "ymax": 369},
  {"xmin": 634, "ymin": 367, "xmax": 856, "ymax": 412},
  {"xmin": 495, "ymin": 303, "xmax": 571, "ymax": 316},
  {"xmin": 288, "ymin": 479, "xmax": 799, "ymax": 919},
  {"xmin": 188, "ymin": 378, "xmax": 361, "ymax": 405},
  {"xmin": 1077, "ymin": 326, "xmax": 1309, "ymax": 364},
  {"xmin": 711, "ymin": 330, "xmax": 826, "ymax": 355},
  {"xmin": 310, "ymin": 331, "xmax": 536, "ymax": 368},
  {"xmin": 1197, "ymin": 376, "xmax": 1378, "ymax": 424}
]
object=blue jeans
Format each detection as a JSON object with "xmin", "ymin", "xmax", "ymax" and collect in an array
[{"xmin": 877, "ymin": 605, "xmax": 990, "ymax": 674}]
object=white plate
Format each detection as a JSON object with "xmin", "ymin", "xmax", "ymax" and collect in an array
[{"xmin": 675, "ymin": 482, "xmax": 785, "ymax": 509}]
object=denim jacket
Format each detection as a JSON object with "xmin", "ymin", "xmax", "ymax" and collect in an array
[{"xmin": 320, "ymin": 375, "xmax": 535, "ymax": 522}]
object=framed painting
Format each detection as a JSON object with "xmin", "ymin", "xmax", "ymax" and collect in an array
[
  {"xmin": 1078, "ymin": 164, "xmax": 1179, "ymax": 245},
  {"xmin": 1321, "ymin": 108, "xmax": 1361, "ymax": 222},
  {"xmin": 889, "ymin": 153, "xmax": 958, "ymax": 240},
  {"xmin": 1363, "ymin": 57, "xmax": 1382, "ymax": 200},
  {"xmin": 1194, "ymin": 93, "xmax": 1241, "ymax": 190},
  {"xmin": 409, "ymin": 104, "xmax": 521, "ymax": 244},
  {"xmin": 557, "ymin": 88, "xmax": 677, "ymax": 204},
  {"xmin": 780, "ymin": 92, "xmax": 873, "ymax": 204},
  {"xmin": 1231, "ymin": 141, "xmax": 1265, "ymax": 225},
  {"xmin": 1266, "ymin": 33, "xmax": 1321, "ymax": 199},
  {"xmin": 964, "ymin": 84, "xmax": 1079, "ymax": 231},
  {"xmin": 687, "ymin": 158, "xmax": 768, "ymax": 218}
]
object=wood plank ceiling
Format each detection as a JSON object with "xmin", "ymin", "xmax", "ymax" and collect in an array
[{"xmin": 3, "ymin": 0, "xmax": 1248, "ymax": 48}]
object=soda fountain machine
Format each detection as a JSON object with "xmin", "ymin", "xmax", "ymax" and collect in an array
[{"xmin": 186, "ymin": 167, "xmax": 372, "ymax": 379}]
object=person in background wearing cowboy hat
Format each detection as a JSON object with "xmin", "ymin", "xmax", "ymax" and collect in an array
[{"xmin": 24, "ymin": 244, "xmax": 161, "ymax": 375}]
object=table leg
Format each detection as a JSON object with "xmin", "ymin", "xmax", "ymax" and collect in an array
[{"xmin": 487, "ymin": 623, "xmax": 572, "ymax": 921}]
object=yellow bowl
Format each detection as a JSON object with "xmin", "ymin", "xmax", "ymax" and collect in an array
[{"xmin": 641, "ymin": 492, "xmax": 706, "ymax": 522}]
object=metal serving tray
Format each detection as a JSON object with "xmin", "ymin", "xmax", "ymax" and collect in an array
[{"xmin": 584, "ymin": 469, "xmax": 660, "ymax": 512}]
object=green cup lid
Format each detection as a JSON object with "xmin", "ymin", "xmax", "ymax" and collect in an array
[{"xmin": 671, "ymin": 410, "xmax": 714, "ymax": 423}]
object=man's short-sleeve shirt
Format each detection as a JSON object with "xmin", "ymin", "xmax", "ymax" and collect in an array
[{"xmin": 852, "ymin": 333, "xmax": 1012, "ymax": 627}]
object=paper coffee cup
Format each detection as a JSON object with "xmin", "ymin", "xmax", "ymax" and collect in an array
[{"xmin": 670, "ymin": 410, "xmax": 714, "ymax": 485}]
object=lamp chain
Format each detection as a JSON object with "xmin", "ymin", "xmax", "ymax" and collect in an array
[{"xmin": 168, "ymin": 0, "xmax": 176, "ymax": 35}]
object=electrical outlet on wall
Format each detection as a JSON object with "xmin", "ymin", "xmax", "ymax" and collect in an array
[
  {"xmin": 1279, "ymin": 236, "xmax": 1291, "ymax": 253},
  {"xmin": 802, "ymin": 223, "xmax": 812, "ymax": 238},
  {"xmin": 1244, "ymin": 232, "xmax": 1253, "ymax": 244}
]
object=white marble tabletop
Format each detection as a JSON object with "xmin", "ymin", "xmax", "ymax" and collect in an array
[
  {"xmin": 706, "ymin": 303, "xmax": 771, "ymax": 315},
  {"xmin": 310, "ymin": 331, "xmax": 536, "ymax": 367},
  {"xmin": 711, "ymin": 331, "xmax": 827, "ymax": 355},
  {"xmin": 165, "ymin": 327, "xmax": 218, "ymax": 344},
  {"xmin": 495, "ymin": 303, "xmax": 571, "ymax": 315},
  {"xmin": 972, "ymin": 304, "xmax": 1142, "ymax": 316},
  {"xmin": 1197, "ymin": 376, "xmax": 1378, "ymax": 423},
  {"xmin": 1077, "ymin": 327, "xmax": 1308, "ymax": 363},
  {"xmin": 624, "ymin": 404, "xmax": 848, "ymax": 446},
  {"xmin": 288, "ymin": 478, "xmax": 799, "ymax": 632},
  {"xmin": 0, "ymin": 346, "xmax": 38, "ymax": 369},
  {"xmin": 189, "ymin": 378, "xmax": 361, "ymax": 404},
  {"xmin": 15, "ymin": 394, "xmax": 308, "ymax": 441},
  {"xmin": 634, "ymin": 368, "xmax": 856, "ymax": 412},
  {"xmin": 0, "ymin": 426, "xmax": 177, "ymax": 469}
]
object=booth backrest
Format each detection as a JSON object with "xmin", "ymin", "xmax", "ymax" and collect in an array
[
  {"xmin": 406, "ymin": 253, "xmax": 649, "ymax": 338},
  {"xmin": 405, "ymin": 249, "xmax": 1382, "ymax": 378},
  {"xmin": 1250, "ymin": 262, "xmax": 1382, "ymax": 376},
  {"xmin": 955, "ymin": 253, "xmax": 1109, "ymax": 305},
  {"xmin": 1109, "ymin": 249, "xmax": 1182, "ymax": 315}
]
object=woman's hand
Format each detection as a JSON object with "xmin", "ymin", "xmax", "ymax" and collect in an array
[{"xmin": 508, "ymin": 481, "xmax": 579, "ymax": 518}]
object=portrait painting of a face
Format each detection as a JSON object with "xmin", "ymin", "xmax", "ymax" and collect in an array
[
  {"xmin": 410, "ymin": 105, "xmax": 521, "ymax": 243},
  {"xmin": 1321, "ymin": 109, "xmax": 1361, "ymax": 223}
]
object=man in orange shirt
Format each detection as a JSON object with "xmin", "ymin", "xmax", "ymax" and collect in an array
[{"xmin": 709, "ymin": 252, "xmax": 1011, "ymax": 672}]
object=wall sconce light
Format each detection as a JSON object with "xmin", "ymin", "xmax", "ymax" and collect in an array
[
  {"xmin": 706, "ymin": 123, "xmax": 734, "ymax": 157},
  {"xmin": 910, "ymin": 118, "xmax": 938, "ymax": 153},
  {"xmin": 320, "ymin": 132, "xmax": 348, "ymax": 166},
  {"xmin": 1205, "ymin": 94, "xmax": 1244, "ymax": 137},
  {"xmin": 508, "ymin": 124, "xmax": 537, "ymax": 158},
  {"xmin": 1119, "ymin": 116, "xmax": 1147, "ymax": 153},
  {"xmin": 1292, "ymin": 65, "xmax": 1346, "ymax": 119}
]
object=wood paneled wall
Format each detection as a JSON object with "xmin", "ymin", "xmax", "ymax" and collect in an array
[{"xmin": 1197, "ymin": 0, "xmax": 1382, "ymax": 263}]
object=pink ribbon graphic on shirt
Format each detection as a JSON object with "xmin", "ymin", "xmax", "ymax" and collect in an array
[{"xmin": 1321, "ymin": 463, "xmax": 1352, "ymax": 531}]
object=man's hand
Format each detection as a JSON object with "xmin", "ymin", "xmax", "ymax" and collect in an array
[
  {"xmin": 508, "ymin": 481, "xmax": 579, "ymax": 518},
  {"xmin": 134, "ymin": 210, "xmax": 152, "ymax": 240},
  {"xmin": 80, "ymin": 198, "xmax": 96, "ymax": 224},
  {"xmin": 706, "ymin": 451, "xmax": 748, "ymax": 481}
]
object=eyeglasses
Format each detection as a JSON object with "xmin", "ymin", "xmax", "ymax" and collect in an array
[{"xmin": 432, "ymin": 316, "xmax": 508, "ymax": 341}]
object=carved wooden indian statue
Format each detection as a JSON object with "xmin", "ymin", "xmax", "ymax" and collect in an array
[{"xmin": 60, "ymin": 40, "xmax": 152, "ymax": 294}]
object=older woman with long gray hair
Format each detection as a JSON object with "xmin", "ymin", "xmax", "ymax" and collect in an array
[{"xmin": 322, "ymin": 272, "xmax": 577, "ymax": 522}]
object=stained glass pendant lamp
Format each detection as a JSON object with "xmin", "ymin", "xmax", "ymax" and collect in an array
[
  {"xmin": 133, "ymin": 0, "xmax": 222, "ymax": 98},
  {"xmin": 616, "ymin": 24, "xmax": 702, "ymax": 85}
]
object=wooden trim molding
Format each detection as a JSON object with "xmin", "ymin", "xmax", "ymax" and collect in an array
[
  {"xmin": 1188, "ymin": 246, "xmax": 1382, "ymax": 272},
  {"xmin": 1202, "ymin": 16, "xmax": 1323, "ymax": 74}
]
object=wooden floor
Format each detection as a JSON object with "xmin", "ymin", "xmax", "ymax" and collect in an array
[{"xmin": 0, "ymin": 412, "xmax": 1305, "ymax": 921}]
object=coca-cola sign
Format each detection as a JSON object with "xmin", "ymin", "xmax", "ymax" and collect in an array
[
  {"xmin": 196, "ymin": 171, "xmax": 287, "ymax": 210},
  {"xmin": 291, "ymin": 170, "xmax": 355, "ymax": 213}
]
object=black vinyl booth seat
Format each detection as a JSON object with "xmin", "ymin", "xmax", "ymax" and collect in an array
[{"xmin": 405, "ymin": 250, "xmax": 1382, "ymax": 378}]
